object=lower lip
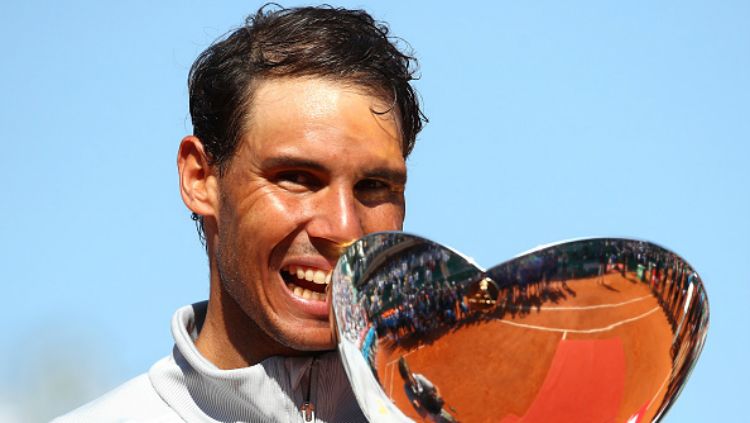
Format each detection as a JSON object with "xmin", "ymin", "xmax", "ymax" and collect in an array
[{"xmin": 282, "ymin": 279, "xmax": 330, "ymax": 318}]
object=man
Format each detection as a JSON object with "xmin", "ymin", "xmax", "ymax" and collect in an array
[
  {"xmin": 55, "ymin": 4, "xmax": 424, "ymax": 422},
  {"xmin": 398, "ymin": 357, "xmax": 456, "ymax": 422}
]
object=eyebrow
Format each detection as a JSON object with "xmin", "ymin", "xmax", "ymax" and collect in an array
[
  {"xmin": 363, "ymin": 167, "xmax": 407, "ymax": 185},
  {"xmin": 261, "ymin": 155, "xmax": 407, "ymax": 185}
]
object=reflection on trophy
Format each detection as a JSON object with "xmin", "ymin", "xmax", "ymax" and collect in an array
[
  {"xmin": 466, "ymin": 277, "xmax": 499, "ymax": 311},
  {"xmin": 397, "ymin": 356, "xmax": 457, "ymax": 422},
  {"xmin": 331, "ymin": 233, "xmax": 709, "ymax": 422}
]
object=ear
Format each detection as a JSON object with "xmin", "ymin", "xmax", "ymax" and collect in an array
[{"xmin": 177, "ymin": 135, "xmax": 218, "ymax": 218}]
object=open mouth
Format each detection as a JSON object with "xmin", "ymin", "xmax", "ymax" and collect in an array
[{"xmin": 281, "ymin": 265, "xmax": 331, "ymax": 302}]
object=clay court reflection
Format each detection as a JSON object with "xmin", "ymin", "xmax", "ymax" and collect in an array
[{"xmin": 332, "ymin": 233, "xmax": 709, "ymax": 423}]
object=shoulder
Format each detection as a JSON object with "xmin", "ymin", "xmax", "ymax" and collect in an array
[{"xmin": 52, "ymin": 373, "xmax": 181, "ymax": 423}]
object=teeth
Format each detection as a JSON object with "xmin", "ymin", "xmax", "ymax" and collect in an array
[
  {"xmin": 286, "ymin": 281, "xmax": 327, "ymax": 302},
  {"xmin": 285, "ymin": 265, "xmax": 332, "ymax": 285}
]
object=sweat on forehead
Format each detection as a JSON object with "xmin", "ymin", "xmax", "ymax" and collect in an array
[{"xmin": 245, "ymin": 77, "xmax": 401, "ymax": 137}]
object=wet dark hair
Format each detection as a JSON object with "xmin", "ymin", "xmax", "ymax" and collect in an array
[{"xmin": 188, "ymin": 4, "xmax": 426, "ymax": 244}]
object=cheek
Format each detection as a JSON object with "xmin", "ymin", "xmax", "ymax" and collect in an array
[
  {"xmin": 230, "ymin": 189, "xmax": 309, "ymax": 251},
  {"xmin": 362, "ymin": 203, "xmax": 405, "ymax": 232},
  {"xmin": 256, "ymin": 190, "xmax": 299, "ymax": 220}
]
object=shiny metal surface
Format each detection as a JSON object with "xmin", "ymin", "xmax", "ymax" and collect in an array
[{"xmin": 332, "ymin": 233, "xmax": 708, "ymax": 423}]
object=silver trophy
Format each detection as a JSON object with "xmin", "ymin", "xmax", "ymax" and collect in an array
[{"xmin": 331, "ymin": 233, "xmax": 708, "ymax": 422}]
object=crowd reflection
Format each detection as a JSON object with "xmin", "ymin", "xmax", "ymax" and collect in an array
[
  {"xmin": 365, "ymin": 245, "xmax": 478, "ymax": 337},
  {"xmin": 340, "ymin": 237, "xmax": 707, "ymax": 370}
]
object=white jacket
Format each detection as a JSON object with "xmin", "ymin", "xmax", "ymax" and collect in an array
[{"xmin": 53, "ymin": 302, "xmax": 367, "ymax": 423}]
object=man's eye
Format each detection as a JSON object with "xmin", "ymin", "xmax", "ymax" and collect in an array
[
  {"xmin": 355, "ymin": 179, "xmax": 389, "ymax": 192},
  {"xmin": 275, "ymin": 171, "xmax": 322, "ymax": 191},
  {"xmin": 355, "ymin": 179, "xmax": 403, "ymax": 205}
]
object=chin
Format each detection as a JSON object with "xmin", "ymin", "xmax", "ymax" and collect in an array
[{"xmin": 280, "ymin": 326, "xmax": 336, "ymax": 353}]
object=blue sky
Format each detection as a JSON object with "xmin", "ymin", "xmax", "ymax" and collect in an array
[{"xmin": 1, "ymin": 1, "xmax": 748, "ymax": 421}]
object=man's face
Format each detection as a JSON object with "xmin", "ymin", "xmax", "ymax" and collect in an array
[{"xmin": 215, "ymin": 77, "xmax": 406, "ymax": 352}]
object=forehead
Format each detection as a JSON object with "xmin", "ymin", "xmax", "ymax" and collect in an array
[{"xmin": 240, "ymin": 77, "xmax": 404, "ymax": 163}]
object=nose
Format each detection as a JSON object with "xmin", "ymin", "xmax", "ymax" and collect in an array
[{"xmin": 306, "ymin": 184, "xmax": 364, "ymax": 246}]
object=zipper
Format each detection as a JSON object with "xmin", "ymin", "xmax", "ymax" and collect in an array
[{"xmin": 300, "ymin": 356, "xmax": 319, "ymax": 422}]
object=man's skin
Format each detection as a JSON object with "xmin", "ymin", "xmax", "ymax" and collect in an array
[{"xmin": 177, "ymin": 77, "xmax": 407, "ymax": 369}]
